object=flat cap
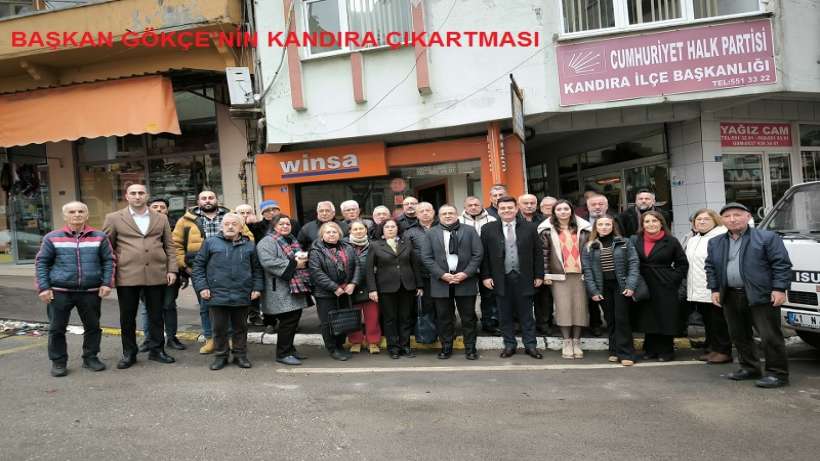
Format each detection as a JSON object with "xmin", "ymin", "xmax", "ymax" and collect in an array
[{"xmin": 719, "ymin": 202, "xmax": 750, "ymax": 214}]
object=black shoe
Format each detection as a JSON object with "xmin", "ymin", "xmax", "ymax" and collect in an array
[
  {"xmin": 389, "ymin": 349, "xmax": 401, "ymax": 359},
  {"xmin": 642, "ymin": 353, "xmax": 659, "ymax": 361},
  {"xmin": 401, "ymin": 347, "xmax": 416, "ymax": 358},
  {"xmin": 330, "ymin": 350, "xmax": 350, "ymax": 361},
  {"xmin": 210, "ymin": 357, "xmax": 228, "ymax": 370},
  {"xmin": 166, "ymin": 337, "xmax": 186, "ymax": 350},
  {"xmin": 148, "ymin": 351, "xmax": 176, "ymax": 364},
  {"xmin": 116, "ymin": 355, "xmax": 137, "ymax": 369},
  {"xmin": 232, "ymin": 356, "xmax": 252, "ymax": 369},
  {"xmin": 51, "ymin": 362, "xmax": 67, "ymax": 377},
  {"xmin": 727, "ymin": 369, "xmax": 762, "ymax": 381},
  {"xmin": 755, "ymin": 376, "xmax": 789, "ymax": 389},
  {"xmin": 591, "ymin": 326, "xmax": 604, "ymax": 337},
  {"xmin": 138, "ymin": 342, "xmax": 150, "ymax": 353},
  {"xmin": 525, "ymin": 348, "xmax": 543, "ymax": 359},
  {"xmin": 499, "ymin": 348, "xmax": 516, "ymax": 358},
  {"xmin": 291, "ymin": 351, "xmax": 308, "ymax": 360},
  {"xmin": 482, "ymin": 327, "xmax": 502, "ymax": 336},
  {"xmin": 82, "ymin": 357, "xmax": 106, "ymax": 372},
  {"xmin": 658, "ymin": 353, "xmax": 675, "ymax": 362},
  {"xmin": 438, "ymin": 343, "xmax": 453, "ymax": 360},
  {"xmin": 465, "ymin": 348, "xmax": 478, "ymax": 360}
]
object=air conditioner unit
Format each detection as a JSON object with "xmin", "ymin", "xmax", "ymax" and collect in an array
[{"xmin": 225, "ymin": 67, "xmax": 255, "ymax": 108}]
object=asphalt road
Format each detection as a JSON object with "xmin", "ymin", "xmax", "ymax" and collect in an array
[{"xmin": 1, "ymin": 334, "xmax": 819, "ymax": 460}]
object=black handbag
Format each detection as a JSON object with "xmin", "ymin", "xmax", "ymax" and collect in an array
[
  {"xmin": 351, "ymin": 285, "xmax": 370, "ymax": 305},
  {"xmin": 414, "ymin": 296, "xmax": 438, "ymax": 344},
  {"xmin": 328, "ymin": 296, "xmax": 362, "ymax": 336}
]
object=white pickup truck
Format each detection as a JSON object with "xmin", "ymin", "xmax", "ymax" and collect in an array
[{"xmin": 759, "ymin": 181, "xmax": 820, "ymax": 349}]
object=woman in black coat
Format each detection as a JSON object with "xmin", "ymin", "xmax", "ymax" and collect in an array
[
  {"xmin": 366, "ymin": 219, "xmax": 424, "ymax": 359},
  {"xmin": 309, "ymin": 221, "xmax": 363, "ymax": 361},
  {"xmin": 631, "ymin": 211, "xmax": 689, "ymax": 361}
]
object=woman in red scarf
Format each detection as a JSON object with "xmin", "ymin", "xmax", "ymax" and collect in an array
[{"xmin": 631, "ymin": 211, "xmax": 688, "ymax": 362}]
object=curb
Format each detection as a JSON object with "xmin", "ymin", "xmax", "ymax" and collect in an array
[{"xmin": 0, "ymin": 319, "xmax": 737, "ymax": 351}]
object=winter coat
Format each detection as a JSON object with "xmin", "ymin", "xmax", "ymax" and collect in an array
[
  {"xmin": 631, "ymin": 232, "xmax": 689, "ymax": 336},
  {"xmin": 705, "ymin": 227, "xmax": 792, "ymax": 306},
  {"xmin": 308, "ymin": 240, "xmax": 363, "ymax": 298},
  {"xmin": 256, "ymin": 234, "xmax": 308, "ymax": 315},
  {"xmin": 172, "ymin": 206, "xmax": 254, "ymax": 270},
  {"xmin": 102, "ymin": 207, "xmax": 177, "ymax": 286},
  {"xmin": 684, "ymin": 226, "xmax": 727, "ymax": 303},
  {"xmin": 581, "ymin": 236, "xmax": 640, "ymax": 297},
  {"xmin": 191, "ymin": 233, "xmax": 264, "ymax": 308},
  {"xmin": 35, "ymin": 225, "xmax": 115, "ymax": 292},
  {"xmin": 459, "ymin": 210, "xmax": 497, "ymax": 236},
  {"xmin": 537, "ymin": 217, "xmax": 592, "ymax": 275}
]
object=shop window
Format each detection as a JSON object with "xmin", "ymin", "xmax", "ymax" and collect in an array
[
  {"xmin": 79, "ymin": 161, "xmax": 146, "ymax": 229},
  {"xmin": 560, "ymin": 0, "xmax": 762, "ymax": 35},
  {"xmin": 800, "ymin": 125, "xmax": 820, "ymax": 148},
  {"xmin": 527, "ymin": 164, "xmax": 549, "ymax": 198},
  {"xmin": 148, "ymin": 91, "xmax": 218, "ymax": 156},
  {"xmin": 303, "ymin": 0, "xmax": 413, "ymax": 57},
  {"xmin": 0, "ymin": 1, "xmax": 34, "ymax": 18},
  {"xmin": 1, "ymin": 144, "xmax": 52, "ymax": 262},
  {"xmin": 78, "ymin": 135, "xmax": 145, "ymax": 163},
  {"xmin": 148, "ymin": 154, "xmax": 223, "ymax": 223},
  {"xmin": 558, "ymin": 156, "xmax": 578, "ymax": 175}
]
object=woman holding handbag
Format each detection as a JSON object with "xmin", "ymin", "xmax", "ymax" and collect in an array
[
  {"xmin": 256, "ymin": 215, "xmax": 310, "ymax": 366},
  {"xmin": 537, "ymin": 199, "xmax": 592, "ymax": 359},
  {"xmin": 631, "ymin": 211, "xmax": 689, "ymax": 362},
  {"xmin": 581, "ymin": 214, "xmax": 640, "ymax": 366},
  {"xmin": 366, "ymin": 219, "xmax": 424, "ymax": 359},
  {"xmin": 344, "ymin": 220, "xmax": 382, "ymax": 354},
  {"xmin": 309, "ymin": 222, "xmax": 363, "ymax": 361}
]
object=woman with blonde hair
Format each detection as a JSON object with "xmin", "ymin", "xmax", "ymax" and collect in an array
[{"xmin": 684, "ymin": 208, "xmax": 732, "ymax": 364}]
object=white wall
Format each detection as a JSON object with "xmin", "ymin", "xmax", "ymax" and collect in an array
[
  {"xmin": 45, "ymin": 141, "xmax": 76, "ymax": 229},
  {"xmin": 216, "ymin": 103, "xmax": 250, "ymax": 209}
]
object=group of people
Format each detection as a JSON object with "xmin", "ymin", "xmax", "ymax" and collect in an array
[{"xmin": 35, "ymin": 182, "xmax": 793, "ymax": 388}]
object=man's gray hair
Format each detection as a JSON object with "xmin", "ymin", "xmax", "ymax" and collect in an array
[
  {"xmin": 340, "ymin": 200, "xmax": 360, "ymax": 211},
  {"xmin": 316, "ymin": 201, "xmax": 336, "ymax": 212},
  {"xmin": 417, "ymin": 201, "xmax": 434, "ymax": 210},
  {"xmin": 372, "ymin": 205, "xmax": 390, "ymax": 214},
  {"xmin": 222, "ymin": 212, "xmax": 244, "ymax": 225},
  {"xmin": 62, "ymin": 201, "xmax": 89, "ymax": 214}
]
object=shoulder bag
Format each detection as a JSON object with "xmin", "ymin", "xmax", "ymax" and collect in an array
[{"xmin": 328, "ymin": 295, "xmax": 362, "ymax": 336}]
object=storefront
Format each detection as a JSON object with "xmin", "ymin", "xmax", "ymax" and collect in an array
[
  {"xmin": 526, "ymin": 126, "xmax": 672, "ymax": 215},
  {"xmin": 719, "ymin": 122, "xmax": 820, "ymax": 220},
  {"xmin": 0, "ymin": 144, "xmax": 52, "ymax": 263},
  {"xmin": 256, "ymin": 132, "xmax": 525, "ymax": 222}
]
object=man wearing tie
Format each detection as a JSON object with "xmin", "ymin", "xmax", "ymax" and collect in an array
[
  {"xmin": 103, "ymin": 184, "xmax": 178, "ymax": 369},
  {"xmin": 422, "ymin": 205, "xmax": 483, "ymax": 360},
  {"xmin": 481, "ymin": 196, "xmax": 545, "ymax": 359}
]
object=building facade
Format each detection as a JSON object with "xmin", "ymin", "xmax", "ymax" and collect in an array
[
  {"xmin": 255, "ymin": 0, "xmax": 820, "ymax": 237},
  {"xmin": 0, "ymin": 0, "xmax": 256, "ymax": 263}
]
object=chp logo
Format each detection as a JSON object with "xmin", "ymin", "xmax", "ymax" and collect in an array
[{"xmin": 564, "ymin": 46, "xmax": 605, "ymax": 75}]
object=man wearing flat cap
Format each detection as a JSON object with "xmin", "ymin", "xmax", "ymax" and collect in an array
[{"xmin": 705, "ymin": 202, "xmax": 792, "ymax": 388}]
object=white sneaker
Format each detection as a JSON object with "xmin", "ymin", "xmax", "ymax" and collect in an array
[
  {"xmin": 562, "ymin": 339, "xmax": 574, "ymax": 359},
  {"xmin": 572, "ymin": 339, "xmax": 584, "ymax": 359}
]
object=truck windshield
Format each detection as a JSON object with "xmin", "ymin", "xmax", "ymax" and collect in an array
[{"xmin": 761, "ymin": 183, "xmax": 820, "ymax": 234}]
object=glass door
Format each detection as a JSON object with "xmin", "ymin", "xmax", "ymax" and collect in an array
[
  {"xmin": 3, "ymin": 146, "xmax": 52, "ymax": 263},
  {"xmin": 722, "ymin": 152, "xmax": 792, "ymax": 220}
]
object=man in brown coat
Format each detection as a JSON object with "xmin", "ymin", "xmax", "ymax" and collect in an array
[{"xmin": 103, "ymin": 184, "xmax": 178, "ymax": 369}]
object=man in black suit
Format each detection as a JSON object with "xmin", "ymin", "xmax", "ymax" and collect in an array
[
  {"xmin": 619, "ymin": 189, "xmax": 670, "ymax": 237},
  {"xmin": 481, "ymin": 196, "xmax": 545, "ymax": 359},
  {"xmin": 422, "ymin": 205, "xmax": 483, "ymax": 360}
]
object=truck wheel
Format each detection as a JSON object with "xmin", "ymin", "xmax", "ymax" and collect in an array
[{"xmin": 796, "ymin": 330, "xmax": 820, "ymax": 349}]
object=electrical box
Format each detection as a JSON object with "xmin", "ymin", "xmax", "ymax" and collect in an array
[{"xmin": 225, "ymin": 67, "xmax": 254, "ymax": 108}]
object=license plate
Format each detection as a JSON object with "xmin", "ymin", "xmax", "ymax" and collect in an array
[{"xmin": 786, "ymin": 312, "xmax": 820, "ymax": 330}]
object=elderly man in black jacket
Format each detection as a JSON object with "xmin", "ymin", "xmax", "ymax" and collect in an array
[
  {"xmin": 193, "ymin": 213, "xmax": 264, "ymax": 370},
  {"xmin": 706, "ymin": 202, "xmax": 792, "ymax": 388},
  {"xmin": 481, "ymin": 196, "xmax": 545, "ymax": 359},
  {"xmin": 422, "ymin": 205, "xmax": 483, "ymax": 360}
]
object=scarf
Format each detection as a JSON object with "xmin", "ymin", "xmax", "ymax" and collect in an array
[
  {"xmin": 322, "ymin": 241, "xmax": 351, "ymax": 280},
  {"xmin": 440, "ymin": 221, "xmax": 461, "ymax": 253},
  {"xmin": 386, "ymin": 237, "xmax": 398, "ymax": 253},
  {"xmin": 598, "ymin": 234, "xmax": 614, "ymax": 248},
  {"xmin": 643, "ymin": 230, "xmax": 665, "ymax": 256},
  {"xmin": 348, "ymin": 233, "xmax": 369, "ymax": 248},
  {"xmin": 274, "ymin": 235, "xmax": 311, "ymax": 294}
]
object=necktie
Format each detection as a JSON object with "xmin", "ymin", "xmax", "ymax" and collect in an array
[{"xmin": 506, "ymin": 224, "xmax": 514, "ymax": 243}]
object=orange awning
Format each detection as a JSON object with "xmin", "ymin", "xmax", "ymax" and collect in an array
[{"xmin": 0, "ymin": 75, "xmax": 181, "ymax": 148}]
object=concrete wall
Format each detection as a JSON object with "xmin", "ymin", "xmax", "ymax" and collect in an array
[
  {"xmin": 216, "ymin": 102, "xmax": 250, "ymax": 210},
  {"xmin": 45, "ymin": 141, "xmax": 76, "ymax": 228}
]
